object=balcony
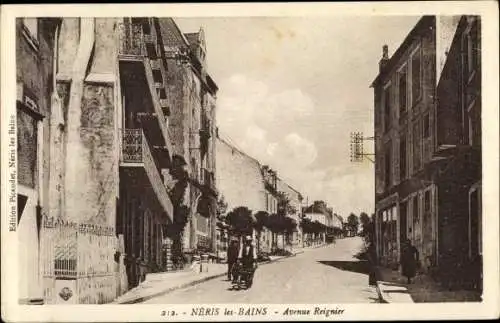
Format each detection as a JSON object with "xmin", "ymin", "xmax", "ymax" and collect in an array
[
  {"xmin": 144, "ymin": 29, "xmax": 159, "ymax": 59},
  {"xmin": 150, "ymin": 59, "xmax": 161, "ymax": 71},
  {"xmin": 118, "ymin": 23, "xmax": 146, "ymax": 59},
  {"xmin": 121, "ymin": 128, "xmax": 173, "ymax": 221}
]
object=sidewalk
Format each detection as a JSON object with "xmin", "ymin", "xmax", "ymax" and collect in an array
[
  {"xmin": 376, "ymin": 266, "xmax": 482, "ymax": 303},
  {"xmin": 112, "ymin": 249, "xmax": 307, "ymax": 304}
]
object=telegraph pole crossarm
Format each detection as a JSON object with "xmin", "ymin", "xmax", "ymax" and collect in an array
[{"xmin": 349, "ymin": 131, "xmax": 375, "ymax": 164}]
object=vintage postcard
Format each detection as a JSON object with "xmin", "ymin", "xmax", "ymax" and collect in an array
[{"xmin": 1, "ymin": 1, "xmax": 499, "ymax": 322}]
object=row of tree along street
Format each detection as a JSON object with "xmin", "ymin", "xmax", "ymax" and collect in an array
[{"xmin": 216, "ymin": 191, "xmax": 373, "ymax": 258}]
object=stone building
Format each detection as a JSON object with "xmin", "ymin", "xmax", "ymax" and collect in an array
[
  {"xmin": 371, "ymin": 15, "xmax": 481, "ymax": 290},
  {"xmin": 216, "ymin": 136, "xmax": 267, "ymax": 217},
  {"xmin": 16, "ymin": 17, "xmax": 183, "ymax": 304},
  {"xmin": 16, "ymin": 17, "xmax": 61, "ymax": 305},
  {"xmin": 433, "ymin": 16, "xmax": 482, "ymax": 290},
  {"xmin": 277, "ymin": 178, "xmax": 304, "ymax": 247},
  {"xmin": 158, "ymin": 18, "xmax": 219, "ymax": 258}
]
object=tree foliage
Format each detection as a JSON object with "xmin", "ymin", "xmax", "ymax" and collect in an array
[
  {"xmin": 226, "ymin": 206, "xmax": 255, "ymax": 236},
  {"xmin": 276, "ymin": 191, "xmax": 297, "ymax": 216},
  {"xmin": 347, "ymin": 213, "xmax": 359, "ymax": 232}
]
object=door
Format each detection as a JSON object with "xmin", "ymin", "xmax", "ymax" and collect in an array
[{"xmin": 469, "ymin": 187, "xmax": 480, "ymax": 258}]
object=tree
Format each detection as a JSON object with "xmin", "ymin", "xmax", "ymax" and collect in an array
[
  {"xmin": 254, "ymin": 211, "xmax": 269, "ymax": 252},
  {"xmin": 283, "ymin": 217, "xmax": 297, "ymax": 246},
  {"xmin": 226, "ymin": 206, "xmax": 255, "ymax": 238},
  {"xmin": 347, "ymin": 213, "xmax": 359, "ymax": 236},
  {"xmin": 276, "ymin": 191, "xmax": 297, "ymax": 248},
  {"xmin": 267, "ymin": 213, "xmax": 282, "ymax": 251}
]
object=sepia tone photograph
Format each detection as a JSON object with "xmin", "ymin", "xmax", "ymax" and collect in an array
[{"xmin": 1, "ymin": 2, "xmax": 499, "ymax": 322}]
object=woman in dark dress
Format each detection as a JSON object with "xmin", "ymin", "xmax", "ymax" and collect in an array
[{"xmin": 401, "ymin": 239, "xmax": 419, "ymax": 284}]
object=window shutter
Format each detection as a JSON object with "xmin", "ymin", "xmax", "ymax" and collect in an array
[{"xmin": 393, "ymin": 137, "xmax": 400, "ymax": 185}]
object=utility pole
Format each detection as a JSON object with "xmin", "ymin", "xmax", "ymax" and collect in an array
[{"xmin": 350, "ymin": 132, "xmax": 375, "ymax": 163}]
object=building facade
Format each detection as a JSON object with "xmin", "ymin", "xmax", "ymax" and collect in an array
[
  {"xmin": 158, "ymin": 18, "xmax": 219, "ymax": 259},
  {"xmin": 16, "ymin": 17, "xmax": 188, "ymax": 304},
  {"xmin": 372, "ymin": 16, "xmax": 481, "ymax": 290},
  {"xmin": 16, "ymin": 17, "xmax": 61, "ymax": 305},
  {"xmin": 277, "ymin": 179, "xmax": 304, "ymax": 247},
  {"xmin": 215, "ymin": 136, "xmax": 268, "ymax": 252}
]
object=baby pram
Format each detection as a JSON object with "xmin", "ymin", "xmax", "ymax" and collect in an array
[{"xmin": 231, "ymin": 261, "xmax": 256, "ymax": 289}]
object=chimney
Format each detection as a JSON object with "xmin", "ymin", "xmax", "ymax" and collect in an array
[{"xmin": 379, "ymin": 45, "xmax": 389, "ymax": 72}]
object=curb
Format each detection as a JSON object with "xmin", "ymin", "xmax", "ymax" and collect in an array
[
  {"xmin": 372, "ymin": 266, "xmax": 389, "ymax": 304},
  {"xmin": 375, "ymin": 281, "xmax": 388, "ymax": 303},
  {"xmin": 115, "ymin": 251, "xmax": 302, "ymax": 304}
]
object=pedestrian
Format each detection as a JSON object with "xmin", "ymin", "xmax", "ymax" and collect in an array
[
  {"xmin": 367, "ymin": 242, "xmax": 377, "ymax": 286},
  {"xmin": 400, "ymin": 239, "xmax": 419, "ymax": 284},
  {"xmin": 238, "ymin": 235, "xmax": 257, "ymax": 268},
  {"xmin": 234, "ymin": 235, "xmax": 257, "ymax": 287},
  {"xmin": 227, "ymin": 238, "xmax": 239, "ymax": 281}
]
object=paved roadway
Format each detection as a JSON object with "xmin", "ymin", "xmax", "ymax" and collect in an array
[{"xmin": 144, "ymin": 237, "xmax": 380, "ymax": 304}]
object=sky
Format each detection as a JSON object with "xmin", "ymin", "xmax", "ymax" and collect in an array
[{"xmin": 176, "ymin": 16, "xmax": 421, "ymax": 217}]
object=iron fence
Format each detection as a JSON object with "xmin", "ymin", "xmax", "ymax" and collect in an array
[{"xmin": 40, "ymin": 216, "xmax": 117, "ymax": 304}]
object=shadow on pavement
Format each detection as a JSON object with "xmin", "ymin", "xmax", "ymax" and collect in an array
[
  {"xmin": 378, "ymin": 281, "xmax": 404, "ymax": 287},
  {"xmin": 383, "ymin": 289, "xmax": 410, "ymax": 294},
  {"xmin": 317, "ymin": 260, "xmax": 370, "ymax": 275}
]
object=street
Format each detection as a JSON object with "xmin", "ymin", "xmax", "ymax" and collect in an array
[{"xmin": 144, "ymin": 237, "xmax": 379, "ymax": 304}]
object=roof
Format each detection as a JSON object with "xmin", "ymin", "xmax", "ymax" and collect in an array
[
  {"xmin": 217, "ymin": 135, "xmax": 262, "ymax": 168},
  {"xmin": 184, "ymin": 32, "xmax": 199, "ymax": 45},
  {"xmin": 370, "ymin": 16, "xmax": 435, "ymax": 88},
  {"xmin": 158, "ymin": 18, "xmax": 190, "ymax": 48}
]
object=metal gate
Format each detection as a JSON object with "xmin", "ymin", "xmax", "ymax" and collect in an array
[{"xmin": 40, "ymin": 216, "xmax": 118, "ymax": 304}]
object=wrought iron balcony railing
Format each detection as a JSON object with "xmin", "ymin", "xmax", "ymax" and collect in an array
[
  {"xmin": 121, "ymin": 128, "xmax": 173, "ymax": 219},
  {"xmin": 118, "ymin": 23, "xmax": 146, "ymax": 57}
]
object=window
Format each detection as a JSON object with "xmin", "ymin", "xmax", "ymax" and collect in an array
[
  {"xmin": 400, "ymin": 134, "xmax": 407, "ymax": 180},
  {"xmin": 463, "ymin": 22, "xmax": 479, "ymax": 80},
  {"xmin": 411, "ymin": 48, "xmax": 422, "ymax": 105},
  {"xmin": 196, "ymin": 214, "xmax": 208, "ymax": 233},
  {"xmin": 423, "ymin": 113, "xmax": 430, "ymax": 138},
  {"xmin": 468, "ymin": 107, "xmax": 480, "ymax": 146},
  {"xmin": 413, "ymin": 195, "xmax": 420, "ymax": 224},
  {"xmin": 398, "ymin": 67, "xmax": 407, "ymax": 116},
  {"xmin": 17, "ymin": 107, "xmax": 38, "ymax": 188},
  {"xmin": 383, "ymin": 85, "xmax": 391, "ymax": 132},
  {"xmin": 424, "ymin": 190, "xmax": 431, "ymax": 212},
  {"xmin": 413, "ymin": 121, "xmax": 421, "ymax": 172},
  {"xmin": 384, "ymin": 145, "xmax": 392, "ymax": 189}
]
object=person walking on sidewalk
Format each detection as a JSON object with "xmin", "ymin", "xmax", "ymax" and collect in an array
[
  {"xmin": 401, "ymin": 239, "xmax": 419, "ymax": 284},
  {"xmin": 227, "ymin": 238, "xmax": 239, "ymax": 281}
]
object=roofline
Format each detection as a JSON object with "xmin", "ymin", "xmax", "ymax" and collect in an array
[
  {"xmin": 217, "ymin": 135, "xmax": 305, "ymax": 199},
  {"xmin": 217, "ymin": 136, "xmax": 262, "ymax": 167},
  {"xmin": 276, "ymin": 177, "xmax": 303, "ymax": 197},
  {"xmin": 169, "ymin": 18, "xmax": 190, "ymax": 47},
  {"xmin": 370, "ymin": 15, "xmax": 435, "ymax": 88}
]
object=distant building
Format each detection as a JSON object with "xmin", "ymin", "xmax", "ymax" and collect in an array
[
  {"xmin": 216, "ymin": 137, "xmax": 267, "ymax": 215},
  {"xmin": 277, "ymin": 179, "xmax": 304, "ymax": 247},
  {"xmin": 372, "ymin": 16, "xmax": 481, "ymax": 290}
]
